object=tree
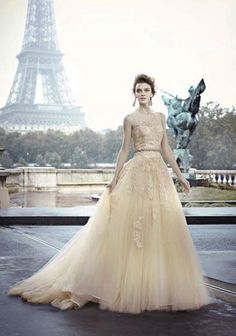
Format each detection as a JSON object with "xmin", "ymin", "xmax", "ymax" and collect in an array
[
  {"xmin": 0, "ymin": 102, "xmax": 235, "ymax": 169},
  {"xmin": 189, "ymin": 103, "xmax": 236, "ymax": 169},
  {"xmin": 18, "ymin": 157, "xmax": 28, "ymax": 166},
  {"xmin": 44, "ymin": 152, "xmax": 61, "ymax": 168},
  {"xmin": 0, "ymin": 150, "xmax": 13, "ymax": 168},
  {"xmin": 102, "ymin": 126, "xmax": 123, "ymax": 162},
  {"xmin": 72, "ymin": 146, "xmax": 88, "ymax": 168},
  {"xmin": 69, "ymin": 128, "xmax": 103, "ymax": 164},
  {"xmin": 36, "ymin": 154, "xmax": 46, "ymax": 167}
]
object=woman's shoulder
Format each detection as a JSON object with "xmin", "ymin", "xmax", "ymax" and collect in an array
[
  {"xmin": 150, "ymin": 111, "xmax": 165, "ymax": 121},
  {"xmin": 155, "ymin": 111, "xmax": 166, "ymax": 120},
  {"xmin": 154, "ymin": 111, "xmax": 164, "ymax": 116},
  {"xmin": 123, "ymin": 111, "xmax": 136, "ymax": 123},
  {"xmin": 123, "ymin": 110, "xmax": 166, "ymax": 123},
  {"xmin": 126, "ymin": 109, "xmax": 159, "ymax": 118}
]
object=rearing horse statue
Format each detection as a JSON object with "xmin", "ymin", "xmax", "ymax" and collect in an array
[{"xmin": 161, "ymin": 79, "xmax": 206, "ymax": 149}]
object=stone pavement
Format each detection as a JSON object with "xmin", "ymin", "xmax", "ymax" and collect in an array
[
  {"xmin": 0, "ymin": 206, "xmax": 236, "ymax": 225},
  {"xmin": 0, "ymin": 225, "xmax": 235, "ymax": 336}
]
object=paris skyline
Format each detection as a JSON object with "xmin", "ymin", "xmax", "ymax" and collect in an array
[{"xmin": 0, "ymin": 0, "xmax": 235, "ymax": 131}]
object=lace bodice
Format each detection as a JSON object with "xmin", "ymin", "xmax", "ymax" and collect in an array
[{"xmin": 131, "ymin": 112, "xmax": 164, "ymax": 152}]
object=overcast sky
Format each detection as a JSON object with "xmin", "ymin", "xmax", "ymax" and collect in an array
[{"xmin": 0, "ymin": 0, "xmax": 235, "ymax": 131}]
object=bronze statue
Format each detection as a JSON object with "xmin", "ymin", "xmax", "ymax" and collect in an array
[{"xmin": 161, "ymin": 79, "xmax": 206, "ymax": 173}]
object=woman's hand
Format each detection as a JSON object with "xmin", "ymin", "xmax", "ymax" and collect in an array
[
  {"xmin": 177, "ymin": 175, "xmax": 191, "ymax": 193},
  {"xmin": 106, "ymin": 177, "xmax": 118, "ymax": 193}
]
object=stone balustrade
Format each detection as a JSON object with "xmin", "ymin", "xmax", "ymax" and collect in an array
[
  {"xmin": 4, "ymin": 167, "xmax": 236, "ymax": 192},
  {"xmin": 196, "ymin": 170, "xmax": 236, "ymax": 186},
  {"xmin": 6, "ymin": 167, "xmax": 114, "ymax": 192}
]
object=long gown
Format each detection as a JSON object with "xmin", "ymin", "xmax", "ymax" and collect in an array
[{"xmin": 7, "ymin": 111, "xmax": 212, "ymax": 314}]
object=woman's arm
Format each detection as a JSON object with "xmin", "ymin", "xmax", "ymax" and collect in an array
[
  {"xmin": 161, "ymin": 114, "xmax": 190, "ymax": 192},
  {"xmin": 160, "ymin": 113, "xmax": 190, "ymax": 193},
  {"xmin": 160, "ymin": 113, "xmax": 182, "ymax": 178},
  {"xmin": 107, "ymin": 115, "xmax": 132, "ymax": 191}
]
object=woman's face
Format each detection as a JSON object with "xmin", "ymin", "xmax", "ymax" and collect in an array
[{"xmin": 134, "ymin": 82, "xmax": 153, "ymax": 106}]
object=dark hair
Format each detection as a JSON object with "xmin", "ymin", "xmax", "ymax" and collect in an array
[{"xmin": 132, "ymin": 74, "xmax": 156, "ymax": 96}]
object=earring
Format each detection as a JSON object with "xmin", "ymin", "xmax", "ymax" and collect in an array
[
  {"xmin": 132, "ymin": 97, "xmax": 136, "ymax": 107},
  {"xmin": 149, "ymin": 97, "xmax": 152, "ymax": 106}
]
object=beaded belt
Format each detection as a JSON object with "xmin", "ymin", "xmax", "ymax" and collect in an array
[{"xmin": 134, "ymin": 149, "xmax": 161, "ymax": 153}]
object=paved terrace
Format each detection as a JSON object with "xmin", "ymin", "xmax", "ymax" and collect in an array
[
  {"xmin": 0, "ymin": 207, "xmax": 236, "ymax": 335},
  {"xmin": 0, "ymin": 206, "xmax": 236, "ymax": 225}
]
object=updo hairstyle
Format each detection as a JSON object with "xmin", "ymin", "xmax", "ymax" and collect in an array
[{"xmin": 132, "ymin": 74, "xmax": 156, "ymax": 96}]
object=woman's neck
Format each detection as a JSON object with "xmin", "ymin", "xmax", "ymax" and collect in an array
[{"xmin": 136, "ymin": 105, "xmax": 152, "ymax": 114}]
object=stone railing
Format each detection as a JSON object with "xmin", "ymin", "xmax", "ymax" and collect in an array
[
  {"xmin": 5, "ymin": 167, "xmax": 236, "ymax": 192},
  {"xmin": 6, "ymin": 167, "xmax": 114, "ymax": 192},
  {"xmin": 196, "ymin": 170, "xmax": 236, "ymax": 186}
]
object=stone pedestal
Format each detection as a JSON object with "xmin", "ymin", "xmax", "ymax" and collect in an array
[{"xmin": 174, "ymin": 148, "xmax": 193, "ymax": 174}]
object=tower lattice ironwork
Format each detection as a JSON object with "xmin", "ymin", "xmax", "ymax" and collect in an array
[{"xmin": 0, "ymin": 0, "xmax": 86, "ymax": 133}]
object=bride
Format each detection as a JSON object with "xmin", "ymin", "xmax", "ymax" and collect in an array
[{"xmin": 8, "ymin": 74, "xmax": 212, "ymax": 314}]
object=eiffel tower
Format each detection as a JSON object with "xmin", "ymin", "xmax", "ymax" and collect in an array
[{"xmin": 0, "ymin": 0, "xmax": 86, "ymax": 134}]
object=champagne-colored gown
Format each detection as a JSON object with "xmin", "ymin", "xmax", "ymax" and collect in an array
[{"xmin": 8, "ymin": 111, "xmax": 212, "ymax": 313}]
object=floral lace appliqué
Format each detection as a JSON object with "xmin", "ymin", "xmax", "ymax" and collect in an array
[{"xmin": 133, "ymin": 216, "xmax": 144, "ymax": 248}]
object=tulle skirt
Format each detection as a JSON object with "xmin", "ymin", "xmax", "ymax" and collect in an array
[{"xmin": 7, "ymin": 151, "xmax": 212, "ymax": 313}]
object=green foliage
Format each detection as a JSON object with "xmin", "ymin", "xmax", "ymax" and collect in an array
[
  {"xmin": 72, "ymin": 146, "xmax": 88, "ymax": 168},
  {"xmin": 44, "ymin": 151, "xmax": 62, "ymax": 168},
  {"xmin": 69, "ymin": 128, "xmax": 103, "ymax": 164},
  {"xmin": 0, "ymin": 150, "xmax": 13, "ymax": 168},
  {"xmin": 18, "ymin": 157, "xmax": 28, "ymax": 167},
  {"xmin": 102, "ymin": 126, "xmax": 123, "ymax": 162},
  {"xmin": 187, "ymin": 102, "xmax": 236, "ymax": 169},
  {"xmin": 35, "ymin": 154, "xmax": 46, "ymax": 167},
  {"xmin": 0, "ymin": 101, "xmax": 235, "ymax": 169}
]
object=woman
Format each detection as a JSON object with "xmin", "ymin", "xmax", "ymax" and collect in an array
[{"xmin": 8, "ymin": 74, "xmax": 212, "ymax": 314}]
